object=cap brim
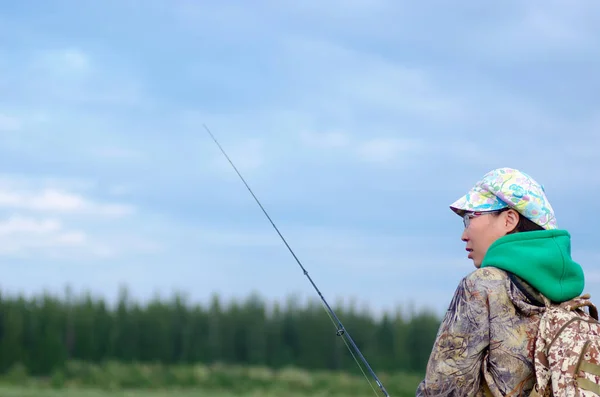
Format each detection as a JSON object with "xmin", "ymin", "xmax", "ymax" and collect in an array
[
  {"xmin": 448, "ymin": 188, "xmax": 509, "ymax": 217},
  {"xmin": 449, "ymin": 195, "xmax": 469, "ymax": 217}
]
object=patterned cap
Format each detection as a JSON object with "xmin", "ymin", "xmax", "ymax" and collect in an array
[{"xmin": 449, "ymin": 167, "xmax": 557, "ymax": 230}]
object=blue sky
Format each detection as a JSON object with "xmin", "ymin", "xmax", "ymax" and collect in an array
[{"xmin": 1, "ymin": 0, "xmax": 600, "ymax": 317}]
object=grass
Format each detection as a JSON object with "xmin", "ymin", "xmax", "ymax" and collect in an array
[
  {"xmin": 0, "ymin": 361, "xmax": 423, "ymax": 397},
  {"xmin": 0, "ymin": 386, "xmax": 236, "ymax": 397},
  {"xmin": 0, "ymin": 386, "xmax": 397, "ymax": 397}
]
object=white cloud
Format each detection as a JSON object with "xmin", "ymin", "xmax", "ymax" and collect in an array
[
  {"xmin": 463, "ymin": 2, "xmax": 600, "ymax": 60},
  {"xmin": 0, "ymin": 176, "xmax": 155, "ymax": 260},
  {"xmin": 0, "ymin": 174, "xmax": 98, "ymax": 193},
  {"xmin": 0, "ymin": 216, "xmax": 62, "ymax": 235},
  {"xmin": 60, "ymin": 49, "xmax": 90, "ymax": 71},
  {"xmin": 211, "ymin": 138, "xmax": 265, "ymax": 173},
  {"xmin": 91, "ymin": 147, "xmax": 144, "ymax": 161},
  {"xmin": 0, "ymin": 213, "xmax": 162, "ymax": 260},
  {"xmin": 299, "ymin": 130, "xmax": 350, "ymax": 149},
  {"xmin": 0, "ymin": 113, "xmax": 20, "ymax": 131},
  {"xmin": 280, "ymin": 37, "xmax": 467, "ymax": 123},
  {"xmin": 33, "ymin": 48, "xmax": 91, "ymax": 78},
  {"xmin": 9, "ymin": 46, "xmax": 146, "ymax": 108},
  {"xmin": 297, "ymin": 129, "xmax": 423, "ymax": 166},
  {"xmin": 188, "ymin": 223, "xmax": 449, "ymax": 272},
  {"xmin": 106, "ymin": 184, "xmax": 136, "ymax": 197},
  {"xmin": 0, "ymin": 188, "xmax": 134, "ymax": 217},
  {"xmin": 522, "ymin": 2, "xmax": 598, "ymax": 43},
  {"xmin": 0, "ymin": 215, "xmax": 87, "ymax": 256},
  {"xmin": 83, "ymin": 234, "xmax": 164, "ymax": 258},
  {"xmin": 356, "ymin": 137, "xmax": 421, "ymax": 164},
  {"xmin": 55, "ymin": 231, "xmax": 87, "ymax": 245}
]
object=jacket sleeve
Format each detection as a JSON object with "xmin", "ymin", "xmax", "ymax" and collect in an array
[{"xmin": 415, "ymin": 272, "xmax": 491, "ymax": 396}]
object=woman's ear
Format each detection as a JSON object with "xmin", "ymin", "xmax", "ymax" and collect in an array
[{"xmin": 503, "ymin": 209, "xmax": 520, "ymax": 233}]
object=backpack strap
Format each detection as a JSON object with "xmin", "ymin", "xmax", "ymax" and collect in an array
[
  {"xmin": 559, "ymin": 293, "xmax": 598, "ymax": 320},
  {"xmin": 537, "ymin": 293, "xmax": 598, "ymax": 320},
  {"xmin": 528, "ymin": 385, "xmax": 543, "ymax": 397}
]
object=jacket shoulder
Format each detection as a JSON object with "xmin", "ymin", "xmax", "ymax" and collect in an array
[{"xmin": 464, "ymin": 266, "xmax": 510, "ymax": 284}]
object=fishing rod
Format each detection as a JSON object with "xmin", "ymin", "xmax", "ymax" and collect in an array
[{"xmin": 204, "ymin": 124, "xmax": 391, "ymax": 397}]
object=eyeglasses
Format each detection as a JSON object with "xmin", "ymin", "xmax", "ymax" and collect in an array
[{"xmin": 463, "ymin": 210, "xmax": 504, "ymax": 228}]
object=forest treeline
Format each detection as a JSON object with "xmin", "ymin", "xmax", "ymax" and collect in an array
[{"xmin": 0, "ymin": 286, "xmax": 442, "ymax": 377}]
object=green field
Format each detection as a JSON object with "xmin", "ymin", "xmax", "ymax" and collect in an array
[
  {"xmin": 0, "ymin": 361, "xmax": 422, "ymax": 397},
  {"xmin": 0, "ymin": 385, "xmax": 409, "ymax": 397},
  {"xmin": 0, "ymin": 386, "xmax": 278, "ymax": 397},
  {"xmin": 0, "ymin": 387, "xmax": 240, "ymax": 397}
]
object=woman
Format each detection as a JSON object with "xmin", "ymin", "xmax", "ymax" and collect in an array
[{"xmin": 415, "ymin": 167, "xmax": 586, "ymax": 396}]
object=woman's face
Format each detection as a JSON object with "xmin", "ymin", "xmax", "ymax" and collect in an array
[{"xmin": 461, "ymin": 209, "xmax": 520, "ymax": 268}]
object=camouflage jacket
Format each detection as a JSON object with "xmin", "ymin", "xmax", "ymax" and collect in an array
[{"xmin": 416, "ymin": 267, "xmax": 546, "ymax": 396}]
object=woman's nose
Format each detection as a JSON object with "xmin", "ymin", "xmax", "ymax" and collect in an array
[{"xmin": 461, "ymin": 228, "xmax": 468, "ymax": 242}]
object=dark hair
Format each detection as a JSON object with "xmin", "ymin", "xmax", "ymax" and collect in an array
[{"xmin": 493, "ymin": 208, "xmax": 544, "ymax": 234}]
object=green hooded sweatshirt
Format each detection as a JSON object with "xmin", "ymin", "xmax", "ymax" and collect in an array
[{"xmin": 481, "ymin": 229, "xmax": 585, "ymax": 303}]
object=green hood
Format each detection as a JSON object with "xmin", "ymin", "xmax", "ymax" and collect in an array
[{"xmin": 481, "ymin": 229, "xmax": 585, "ymax": 303}]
